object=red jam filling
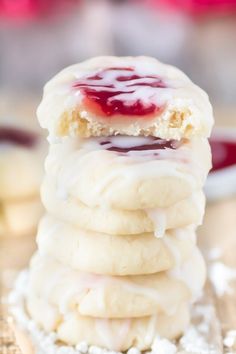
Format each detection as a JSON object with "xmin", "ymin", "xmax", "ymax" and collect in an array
[
  {"xmin": 100, "ymin": 137, "xmax": 182, "ymax": 153},
  {"xmin": 210, "ymin": 138, "xmax": 236, "ymax": 172},
  {"xmin": 73, "ymin": 67, "xmax": 167, "ymax": 117},
  {"xmin": 0, "ymin": 127, "xmax": 38, "ymax": 148}
]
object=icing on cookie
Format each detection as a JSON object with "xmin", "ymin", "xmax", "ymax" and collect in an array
[
  {"xmin": 95, "ymin": 318, "xmax": 131, "ymax": 351},
  {"xmin": 30, "ymin": 254, "xmax": 187, "ymax": 319},
  {"xmin": 145, "ymin": 208, "xmax": 167, "ymax": 238},
  {"xmin": 100, "ymin": 136, "xmax": 182, "ymax": 153},
  {"xmin": 73, "ymin": 67, "xmax": 169, "ymax": 117}
]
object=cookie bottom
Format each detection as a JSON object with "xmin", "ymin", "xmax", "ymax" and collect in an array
[
  {"xmin": 10, "ymin": 271, "xmax": 219, "ymax": 354},
  {"xmin": 10, "ymin": 272, "xmax": 189, "ymax": 353}
]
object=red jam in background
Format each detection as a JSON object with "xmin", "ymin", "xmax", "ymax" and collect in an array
[
  {"xmin": 100, "ymin": 137, "xmax": 182, "ymax": 153},
  {"xmin": 0, "ymin": 127, "xmax": 38, "ymax": 148},
  {"xmin": 73, "ymin": 67, "xmax": 167, "ymax": 117},
  {"xmin": 210, "ymin": 137, "xmax": 236, "ymax": 172}
]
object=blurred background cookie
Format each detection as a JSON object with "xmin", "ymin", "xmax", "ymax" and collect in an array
[{"xmin": 0, "ymin": 117, "xmax": 46, "ymax": 238}]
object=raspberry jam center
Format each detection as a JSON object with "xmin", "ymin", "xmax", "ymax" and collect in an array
[
  {"xmin": 100, "ymin": 137, "xmax": 182, "ymax": 153},
  {"xmin": 73, "ymin": 67, "xmax": 167, "ymax": 117},
  {"xmin": 210, "ymin": 138, "xmax": 236, "ymax": 172},
  {"xmin": 0, "ymin": 127, "xmax": 38, "ymax": 148}
]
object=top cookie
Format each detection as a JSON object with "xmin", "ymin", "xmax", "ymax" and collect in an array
[{"xmin": 37, "ymin": 56, "xmax": 213, "ymax": 140}]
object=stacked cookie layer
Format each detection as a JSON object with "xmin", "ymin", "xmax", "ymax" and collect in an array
[
  {"xmin": 25, "ymin": 56, "xmax": 213, "ymax": 352},
  {"xmin": 0, "ymin": 122, "xmax": 45, "ymax": 238}
]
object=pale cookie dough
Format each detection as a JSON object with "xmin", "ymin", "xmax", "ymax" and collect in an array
[
  {"xmin": 45, "ymin": 135, "xmax": 211, "ymax": 209},
  {"xmin": 37, "ymin": 215, "xmax": 196, "ymax": 275},
  {"xmin": 41, "ymin": 176, "xmax": 205, "ymax": 236},
  {"xmin": 27, "ymin": 252, "xmax": 190, "ymax": 319},
  {"xmin": 0, "ymin": 197, "xmax": 43, "ymax": 238},
  {"xmin": 26, "ymin": 297, "xmax": 190, "ymax": 351},
  {"xmin": 37, "ymin": 56, "xmax": 213, "ymax": 140}
]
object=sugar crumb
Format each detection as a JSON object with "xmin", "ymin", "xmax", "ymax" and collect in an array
[
  {"xmin": 207, "ymin": 248, "xmax": 222, "ymax": 261},
  {"xmin": 208, "ymin": 261, "xmax": 236, "ymax": 297},
  {"xmin": 223, "ymin": 330, "xmax": 236, "ymax": 348}
]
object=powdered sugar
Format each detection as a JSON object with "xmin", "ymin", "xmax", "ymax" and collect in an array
[
  {"xmin": 151, "ymin": 338, "xmax": 177, "ymax": 354},
  {"xmin": 223, "ymin": 330, "xmax": 236, "ymax": 348},
  {"xmin": 208, "ymin": 261, "xmax": 236, "ymax": 297}
]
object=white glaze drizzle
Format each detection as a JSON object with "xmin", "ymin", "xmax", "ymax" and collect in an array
[
  {"xmin": 145, "ymin": 190, "xmax": 202, "ymax": 239},
  {"xmin": 95, "ymin": 318, "xmax": 131, "ymax": 351},
  {"xmin": 119, "ymin": 280, "xmax": 178, "ymax": 316},
  {"xmin": 92, "ymin": 136, "xmax": 187, "ymax": 160},
  {"xmin": 145, "ymin": 208, "xmax": 166, "ymax": 238},
  {"xmin": 144, "ymin": 315, "xmax": 158, "ymax": 346},
  {"xmin": 90, "ymin": 158, "xmax": 195, "ymax": 209},
  {"xmin": 10, "ymin": 270, "xmax": 220, "ymax": 354},
  {"xmin": 168, "ymin": 247, "xmax": 205, "ymax": 300},
  {"xmin": 99, "ymin": 136, "xmax": 170, "ymax": 149},
  {"xmin": 30, "ymin": 255, "xmax": 184, "ymax": 317},
  {"xmin": 162, "ymin": 235, "xmax": 182, "ymax": 268},
  {"xmin": 73, "ymin": 67, "xmax": 172, "ymax": 109},
  {"xmin": 47, "ymin": 136, "xmax": 199, "ymax": 211},
  {"xmin": 30, "ymin": 256, "xmax": 108, "ymax": 316}
]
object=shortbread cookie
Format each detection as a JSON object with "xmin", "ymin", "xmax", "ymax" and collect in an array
[
  {"xmin": 41, "ymin": 176, "xmax": 205, "ymax": 236},
  {"xmin": 46, "ymin": 135, "xmax": 211, "ymax": 209},
  {"xmin": 37, "ymin": 215, "xmax": 196, "ymax": 275},
  {"xmin": 168, "ymin": 245, "xmax": 206, "ymax": 299},
  {"xmin": 37, "ymin": 56, "xmax": 213, "ymax": 140},
  {"xmin": 0, "ymin": 198, "xmax": 43, "ymax": 237},
  {"xmin": 27, "ymin": 252, "xmax": 190, "ymax": 319},
  {"xmin": 0, "ymin": 126, "xmax": 45, "ymax": 200},
  {"xmin": 26, "ymin": 297, "xmax": 189, "ymax": 351}
]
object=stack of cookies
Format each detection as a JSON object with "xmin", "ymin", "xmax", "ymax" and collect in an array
[
  {"xmin": 25, "ymin": 56, "xmax": 213, "ymax": 352},
  {"xmin": 0, "ymin": 118, "xmax": 45, "ymax": 238}
]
